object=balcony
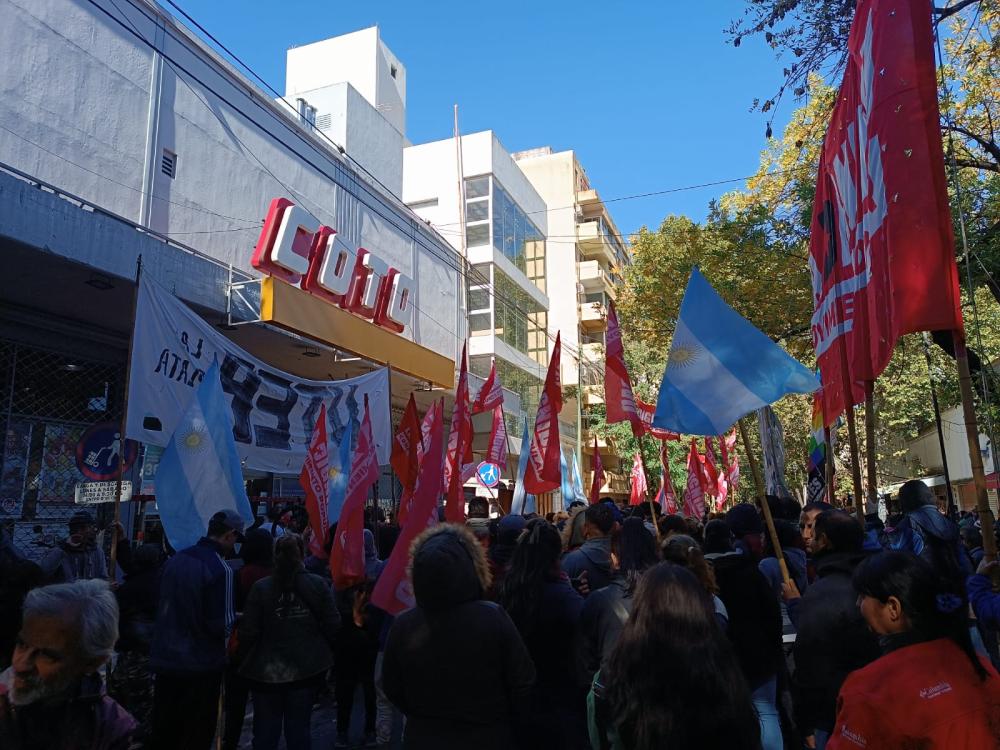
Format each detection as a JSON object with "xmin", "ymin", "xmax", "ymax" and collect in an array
[
  {"xmin": 578, "ymin": 260, "xmax": 617, "ymax": 300},
  {"xmin": 579, "ymin": 300, "xmax": 607, "ymax": 331},
  {"xmin": 576, "ymin": 188, "xmax": 600, "ymax": 209},
  {"xmin": 576, "ymin": 220, "xmax": 617, "ymax": 266}
]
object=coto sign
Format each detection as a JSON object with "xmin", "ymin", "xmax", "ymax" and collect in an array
[{"xmin": 251, "ymin": 198, "xmax": 414, "ymax": 333}]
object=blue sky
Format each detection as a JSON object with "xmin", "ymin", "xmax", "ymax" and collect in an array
[{"xmin": 178, "ymin": 0, "xmax": 794, "ymax": 238}]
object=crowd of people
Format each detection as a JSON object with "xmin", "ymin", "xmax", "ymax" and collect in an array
[{"xmin": 2, "ymin": 480, "xmax": 1000, "ymax": 749}]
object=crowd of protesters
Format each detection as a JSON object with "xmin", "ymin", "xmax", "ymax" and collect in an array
[{"xmin": 2, "ymin": 480, "xmax": 1000, "ymax": 749}]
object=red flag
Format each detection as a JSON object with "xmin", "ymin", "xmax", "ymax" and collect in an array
[
  {"xmin": 628, "ymin": 451, "xmax": 648, "ymax": 506},
  {"xmin": 656, "ymin": 441, "xmax": 678, "ymax": 514},
  {"xmin": 636, "ymin": 399, "xmax": 681, "ymax": 441},
  {"xmin": 605, "ymin": 303, "xmax": 644, "ymax": 438},
  {"xmin": 444, "ymin": 343, "xmax": 473, "ymax": 523},
  {"xmin": 371, "ymin": 400, "xmax": 445, "ymax": 615},
  {"xmin": 589, "ymin": 436, "xmax": 605, "ymax": 505},
  {"xmin": 397, "ymin": 400, "xmax": 438, "ymax": 528},
  {"xmin": 809, "ymin": 0, "xmax": 962, "ymax": 423},
  {"xmin": 683, "ymin": 439, "xmax": 706, "ymax": 518},
  {"xmin": 329, "ymin": 400, "xmax": 380, "ymax": 589},
  {"xmin": 485, "ymin": 405, "xmax": 508, "ymax": 469},
  {"xmin": 301, "ymin": 404, "xmax": 330, "ymax": 558},
  {"xmin": 722, "ymin": 428, "xmax": 740, "ymax": 494},
  {"xmin": 391, "ymin": 394, "xmax": 421, "ymax": 491},
  {"xmin": 524, "ymin": 332, "xmax": 563, "ymax": 494},
  {"xmin": 472, "ymin": 359, "xmax": 503, "ymax": 414}
]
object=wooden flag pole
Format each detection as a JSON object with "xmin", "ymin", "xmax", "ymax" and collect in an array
[
  {"xmin": 638, "ymin": 436, "xmax": 662, "ymax": 544},
  {"xmin": 738, "ymin": 418, "xmax": 790, "ymax": 585},
  {"xmin": 955, "ymin": 339, "xmax": 998, "ymax": 562},
  {"xmin": 109, "ymin": 255, "xmax": 142, "ymax": 582},
  {"xmin": 922, "ymin": 334, "xmax": 956, "ymax": 513},
  {"xmin": 842, "ymin": 405, "xmax": 866, "ymax": 520},
  {"xmin": 863, "ymin": 385, "xmax": 879, "ymax": 518}
]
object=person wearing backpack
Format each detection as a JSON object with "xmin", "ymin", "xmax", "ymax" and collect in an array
[{"xmin": 237, "ymin": 532, "xmax": 340, "ymax": 750}]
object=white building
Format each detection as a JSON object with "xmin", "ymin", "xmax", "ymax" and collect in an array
[
  {"xmin": 0, "ymin": 2, "xmax": 464, "ymax": 551},
  {"xmin": 514, "ymin": 147, "xmax": 631, "ymax": 498}
]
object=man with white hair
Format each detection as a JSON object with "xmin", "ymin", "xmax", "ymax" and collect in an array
[{"xmin": 0, "ymin": 579, "xmax": 136, "ymax": 749}]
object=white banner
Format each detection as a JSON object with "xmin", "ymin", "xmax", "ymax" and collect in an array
[
  {"xmin": 127, "ymin": 276, "xmax": 391, "ymax": 472},
  {"xmin": 75, "ymin": 481, "xmax": 133, "ymax": 505}
]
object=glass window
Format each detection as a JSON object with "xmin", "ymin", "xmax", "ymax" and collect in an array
[
  {"xmin": 468, "ymin": 287, "xmax": 490, "ymax": 311},
  {"xmin": 466, "ymin": 200, "xmax": 488, "ymax": 222},
  {"xmin": 470, "ymin": 312, "xmax": 491, "ymax": 333},
  {"xmin": 465, "ymin": 176, "xmax": 489, "ymax": 199},
  {"xmin": 467, "ymin": 224, "xmax": 489, "ymax": 247}
]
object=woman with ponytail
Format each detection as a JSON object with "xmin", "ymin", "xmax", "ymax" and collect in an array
[{"xmin": 828, "ymin": 551, "xmax": 1000, "ymax": 749}]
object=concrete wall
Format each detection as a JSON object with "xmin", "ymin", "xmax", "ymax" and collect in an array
[
  {"xmin": 907, "ymin": 404, "xmax": 995, "ymax": 480},
  {"xmin": 1, "ymin": 0, "xmax": 461, "ymax": 363}
]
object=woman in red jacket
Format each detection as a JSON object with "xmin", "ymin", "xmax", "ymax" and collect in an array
[{"xmin": 828, "ymin": 551, "xmax": 1000, "ymax": 749}]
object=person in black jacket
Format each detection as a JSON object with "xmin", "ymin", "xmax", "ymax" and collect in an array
[
  {"xmin": 381, "ymin": 523, "xmax": 536, "ymax": 750},
  {"xmin": 704, "ymin": 520, "xmax": 783, "ymax": 750},
  {"xmin": 787, "ymin": 511, "xmax": 880, "ymax": 750}
]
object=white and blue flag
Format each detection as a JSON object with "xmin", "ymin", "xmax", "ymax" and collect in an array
[
  {"xmin": 155, "ymin": 360, "xmax": 254, "ymax": 552},
  {"xmin": 571, "ymin": 452, "xmax": 587, "ymax": 503},
  {"xmin": 328, "ymin": 418, "xmax": 354, "ymax": 523},
  {"xmin": 511, "ymin": 416, "xmax": 536, "ymax": 515},
  {"xmin": 654, "ymin": 268, "xmax": 819, "ymax": 436},
  {"xmin": 559, "ymin": 445, "xmax": 574, "ymax": 511}
]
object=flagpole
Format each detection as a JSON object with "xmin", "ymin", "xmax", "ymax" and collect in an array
[
  {"xmin": 109, "ymin": 254, "xmax": 142, "ymax": 582},
  {"xmin": 661, "ymin": 439, "xmax": 681, "ymax": 513},
  {"xmin": 639, "ymin": 435, "xmax": 662, "ymax": 544},
  {"xmin": 823, "ymin": 425, "xmax": 835, "ymax": 504},
  {"xmin": 738, "ymin": 418, "xmax": 790, "ymax": 585},
  {"xmin": 863, "ymin": 384, "xmax": 878, "ymax": 517},
  {"xmin": 922, "ymin": 333, "xmax": 956, "ymax": 513}
]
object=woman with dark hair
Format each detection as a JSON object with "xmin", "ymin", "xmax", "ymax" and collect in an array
[
  {"xmin": 237, "ymin": 533, "xmax": 340, "ymax": 750},
  {"xmin": 590, "ymin": 563, "xmax": 761, "ymax": 750},
  {"xmin": 497, "ymin": 520, "xmax": 587, "ymax": 749},
  {"xmin": 580, "ymin": 518, "xmax": 659, "ymax": 675},
  {"xmin": 828, "ymin": 551, "xmax": 1000, "ymax": 749},
  {"xmin": 662, "ymin": 534, "xmax": 728, "ymax": 630}
]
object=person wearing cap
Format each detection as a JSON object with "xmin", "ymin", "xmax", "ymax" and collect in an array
[
  {"xmin": 148, "ymin": 509, "xmax": 244, "ymax": 750},
  {"xmin": 39, "ymin": 510, "xmax": 108, "ymax": 584}
]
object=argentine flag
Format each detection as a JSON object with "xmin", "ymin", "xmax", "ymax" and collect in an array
[
  {"xmin": 654, "ymin": 268, "xmax": 819, "ymax": 436},
  {"xmin": 156, "ymin": 360, "xmax": 254, "ymax": 552},
  {"xmin": 570, "ymin": 453, "xmax": 587, "ymax": 503},
  {"xmin": 511, "ymin": 416, "xmax": 536, "ymax": 515},
  {"xmin": 560, "ymin": 445, "xmax": 573, "ymax": 511}
]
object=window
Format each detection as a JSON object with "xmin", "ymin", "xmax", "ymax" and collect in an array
[
  {"xmin": 161, "ymin": 149, "xmax": 176, "ymax": 179},
  {"xmin": 466, "ymin": 224, "xmax": 489, "ymax": 247},
  {"xmin": 390, "ymin": 64, "xmax": 398, "ymax": 79},
  {"xmin": 315, "ymin": 113, "xmax": 332, "ymax": 130},
  {"xmin": 464, "ymin": 176, "xmax": 491, "ymax": 248},
  {"xmin": 296, "ymin": 98, "xmax": 317, "ymax": 128}
]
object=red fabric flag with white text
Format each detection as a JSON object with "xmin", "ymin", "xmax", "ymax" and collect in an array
[
  {"xmin": 683, "ymin": 439, "xmax": 706, "ymax": 518},
  {"xmin": 444, "ymin": 343, "xmax": 473, "ymax": 523},
  {"xmin": 637, "ymin": 399, "xmax": 681, "ymax": 441},
  {"xmin": 809, "ymin": 0, "xmax": 963, "ymax": 423},
  {"xmin": 524, "ymin": 333, "xmax": 563, "ymax": 494},
  {"xmin": 391, "ymin": 394, "xmax": 421, "ymax": 492},
  {"xmin": 628, "ymin": 451, "xmax": 648, "ymax": 507},
  {"xmin": 472, "ymin": 359, "xmax": 504, "ymax": 415},
  {"xmin": 656, "ymin": 441, "xmax": 677, "ymax": 514},
  {"xmin": 398, "ymin": 399, "xmax": 440, "ymax": 528},
  {"xmin": 371, "ymin": 400, "xmax": 444, "ymax": 615},
  {"xmin": 330, "ymin": 400, "xmax": 379, "ymax": 589},
  {"xmin": 300, "ymin": 404, "xmax": 330, "ymax": 558},
  {"xmin": 589, "ymin": 436, "xmax": 605, "ymax": 505},
  {"xmin": 486, "ymin": 405, "xmax": 508, "ymax": 469},
  {"xmin": 722, "ymin": 428, "xmax": 740, "ymax": 494},
  {"xmin": 605, "ymin": 303, "xmax": 644, "ymax": 438}
]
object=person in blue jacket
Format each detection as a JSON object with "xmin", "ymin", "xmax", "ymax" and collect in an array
[{"xmin": 148, "ymin": 509, "xmax": 244, "ymax": 750}]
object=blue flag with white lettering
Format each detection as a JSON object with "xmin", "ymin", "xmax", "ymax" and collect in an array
[{"xmin": 653, "ymin": 268, "xmax": 819, "ymax": 436}]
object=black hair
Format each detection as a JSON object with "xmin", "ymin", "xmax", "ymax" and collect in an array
[
  {"xmin": 585, "ymin": 503, "xmax": 615, "ymax": 535},
  {"xmin": 763, "ymin": 519, "xmax": 804, "ymax": 559},
  {"xmin": 814, "ymin": 510, "xmax": 864, "ymax": 554},
  {"xmin": 766, "ymin": 495, "xmax": 802, "ymax": 523},
  {"xmin": 604, "ymin": 563, "xmax": 761, "ymax": 750},
  {"xmin": 496, "ymin": 520, "xmax": 563, "ymax": 639},
  {"xmin": 616, "ymin": 517, "xmax": 659, "ymax": 592},
  {"xmin": 961, "ymin": 526, "xmax": 983, "ymax": 548},
  {"xmin": 801, "ymin": 501, "xmax": 834, "ymax": 516},
  {"xmin": 241, "ymin": 528, "xmax": 275, "ymax": 567},
  {"xmin": 853, "ymin": 551, "xmax": 987, "ymax": 681},
  {"xmin": 898, "ymin": 480, "xmax": 936, "ymax": 514},
  {"xmin": 273, "ymin": 532, "xmax": 305, "ymax": 591},
  {"xmin": 659, "ymin": 514, "xmax": 689, "ymax": 536},
  {"xmin": 702, "ymin": 520, "xmax": 734, "ymax": 554},
  {"xmin": 207, "ymin": 516, "xmax": 232, "ymax": 539},
  {"xmin": 468, "ymin": 496, "xmax": 489, "ymax": 518}
]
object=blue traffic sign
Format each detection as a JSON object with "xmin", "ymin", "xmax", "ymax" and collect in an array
[{"xmin": 476, "ymin": 461, "xmax": 500, "ymax": 489}]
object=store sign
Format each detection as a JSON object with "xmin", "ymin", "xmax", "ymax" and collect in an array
[
  {"xmin": 74, "ymin": 481, "xmax": 133, "ymax": 505},
  {"xmin": 252, "ymin": 198, "xmax": 414, "ymax": 333}
]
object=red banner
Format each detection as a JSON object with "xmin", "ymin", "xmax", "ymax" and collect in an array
[
  {"xmin": 589, "ymin": 436, "xmax": 605, "ymax": 505},
  {"xmin": 628, "ymin": 451, "xmax": 648, "ymax": 506},
  {"xmin": 605, "ymin": 302, "xmax": 644, "ymax": 438},
  {"xmin": 397, "ymin": 399, "xmax": 441, "ymax": 528},
  {"xmin": 371, "ymin": 400, "xmax": 444, "ymax": 615},
  {"xmin": 683, "ymin": 438, "xmax": 706, "ymax": 518},
  {"xmin": 721, "ymin": 428, "xmax": 740, "ymax": 495},
  {"xmin": 657, "ymin": 441, "xmax": 678, "ymax": 514},
  {"xmin": 330, "ymin": 400, "xmax": 379, "ymax": 589},
  {"xmin": 472, "ymin": 359, "xmax": 503, "ymax": 414},
  {"xmin": 524, "ymin": 333, "xmax": 563, "ymax": 494},
  {"xmin": 300, "ymin": 403, "xmax": 330, "ymax": 558},
  {"xmin": 444, "ymin": 343, "xmax": 473, "ymax": 523},
  {"xmin": 636, "ymin": 399, "xmax": 681, "ymax": 441},
  {"xmin": 486, "ymin": 405, "xmax": 508, "ymax": 469},
  {"xmin": 809, "ymin": 0, "xmax": 963, "ymax": 423},
  {"xmin": 391, "ymin": 394, "xmax": 421, "ymax": 491}
]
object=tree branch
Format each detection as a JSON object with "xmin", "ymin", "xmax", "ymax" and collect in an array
[
  {"xmin": 942, "ymin": 123, "xmax": 1000, "ymax": 169},
  {"xmin": 953, "ymin": 158, "xmax": 1000, "ymax": 173},
  {"xmin": 934, "ymin": 0, "xmax": 980, "ymax": 20}
]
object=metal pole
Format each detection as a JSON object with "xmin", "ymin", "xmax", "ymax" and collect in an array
[
  {"xmin": 863, "ymin": 385, "xmax": 878, "ymax": 515},
  {"xmin": 109, "ymin": 255, "xmax": 142, "ymax": 581},
  {"xmin": 453, "ymin": 104, "xmax": 470, "ymax": 344}
]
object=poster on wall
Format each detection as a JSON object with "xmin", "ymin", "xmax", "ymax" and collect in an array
[
  {"xmin": 38, "ymin": 424, "xmax": 85, "ymax": 504},
  {"xmin": 0, "ymin": 420, "xmax": 32, "ymax": 518}
]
